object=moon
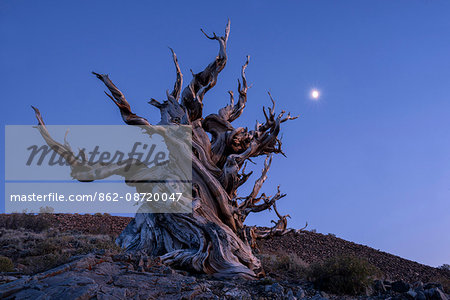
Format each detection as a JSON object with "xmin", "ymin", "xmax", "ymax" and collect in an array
[{"xmin": 311, "ymin": 89, "xmax": 320, "ymax": 100}]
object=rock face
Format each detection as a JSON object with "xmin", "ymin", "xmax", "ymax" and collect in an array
[
  {"xmin": 0, "ymin": 253, "xmax": 191, "ymax": 299},
  {"xmin": 0, "ymin": 252, "xmax": 305, "ymax": 300},
  {"xmin": 1, "ymin": 251, "xmax": 449, "ymax": 300}
]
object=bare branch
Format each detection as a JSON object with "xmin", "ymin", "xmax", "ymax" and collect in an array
[
  {"xmin": 218, "ymin": 56, "xmax": 250, "ymax": 122},
  {"xmin": 237, "ymin": 161, "xmax": 253, "ymax": 188},
  {"xmin": 239, "ymin": 155, "xmax": 272, "ymax": 210},
  {"xmin": 31, "ymin": 24, "xmax": 302, "ymax": 280},
  {"xmin": 181, "ymin": 20, "xmax": 230, "ymax": 121},
  {"xmin": 92, "ymin": 72, "xmax": 150, "ymax": 125},
  {"xmin": 31, "ymin": 106, "xmax": 172, "ymax": 185},
  {"xmin": 31, "ymin": 106, "xmax": 83, "ymax": 168},
  {"xmin": 169, "ymin": 48, "xmax": 183, "ymax": 101},
  {"xmin": 244, "ymin": 185, "xmax": 286, "ymax": 216}
]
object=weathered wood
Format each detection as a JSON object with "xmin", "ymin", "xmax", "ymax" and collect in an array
[{"xmin": 32, "ymin": 21, "xmax": 298, "ymax": 279}]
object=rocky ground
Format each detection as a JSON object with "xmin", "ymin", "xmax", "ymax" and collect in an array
[
  {"xmin": 258, "ymin": 231, "xmax": 448, "ymax": 284},
  {"xmin": 0, "ymin": 251, "xmax": 320, "ymax": 300},
  {"xmin": 0, "ymin": 250, "xmax": 448, "ymax": 300},
  {"xmin": 0, "ymin": 214, "xmax": 448, "ymax": 299}
]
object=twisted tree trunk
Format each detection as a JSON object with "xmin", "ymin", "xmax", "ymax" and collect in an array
[{"xmin": 32, "ymin": 21, "xmax": 301, "ymax": 279}]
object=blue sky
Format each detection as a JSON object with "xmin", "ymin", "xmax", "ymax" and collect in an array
[{"xmin": 1, "ymin": 0, "xmax": 449, "ymax": 267}]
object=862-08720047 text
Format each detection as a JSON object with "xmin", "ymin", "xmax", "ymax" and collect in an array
[{"xmin": 9, "ymin": 192, "xmax": 184, "ymax": 202}]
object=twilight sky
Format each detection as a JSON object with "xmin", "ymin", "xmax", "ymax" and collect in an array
[{"xmin": 1, "ymin": 0, "xmax": 449, "ymax": 267}]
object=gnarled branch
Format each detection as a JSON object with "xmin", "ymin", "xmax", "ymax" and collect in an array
[
  {"xmin": 32, "ymin": 21, "xmax": 301, "ymax": 279},
  {"xmin": 92, "ymin": 72, "xmax": 150, "ymax": 125},
  {"xmin": 181, "ymin": 20, "xmax": 230, "ymax": 121}
]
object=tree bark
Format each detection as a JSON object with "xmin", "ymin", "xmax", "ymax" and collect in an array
[{"xmin": 32, "ymin": 20, "xmax": 301, "ymax": 279}]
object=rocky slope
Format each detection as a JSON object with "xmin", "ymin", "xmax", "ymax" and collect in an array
[
  {"xmin": 258, "ymin": 231, "xmax": 447, "ymax": 283},
  {"xmin": 0, "ymin": 214, "xmax": 448, "ymax": 299},
  {"xmin": 1, "ymin": 251, "xmax": 448, "ymax": 300},
  {"xmin": 7, "ymin": 213, "xmax": 444, "ymax": 284}
]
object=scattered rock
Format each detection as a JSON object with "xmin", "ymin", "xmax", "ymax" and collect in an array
[
  {"xmin": 406, "ymin": 289, "xmax": 417, "ymax": 299},
  {"xmin": 392, "ymin": 280, "xmax": 410, "ymax": 293},
  {"xmin": 374, "ymin": 279, "xmax": 387, "ymax": 294},
  {"xmin": 384, "ymin": 280, "xmax": 393, "ymax": 290},
  {"xmin": 309, "ymin": 293, "xmax": 328, "ymax": 300},
  {"xmin": 224, "ymin": 288, "xmax": 251, "ymax": 299},
  {"xmin": 259, "ymin": 230, "xmax": 450, "ymax": 284},
  {"xmin": 0, "ymin": 276, "xmax": 17, "ymax": 284},
  {"xmin": 319, "ymin": 291, "xmax": 329, "ymax": 299},
  {"xmin": 265, "ymin": 282, "xmax": 284, "ymax": 295},
  {"xmin": 296, "ymin": 287, "xmax": 306, "ymax": 299},
  {"xmin": 284, "ymin": 288, "xmax": 296, "ymax": 300},
  {"xmin": 415, "ymin": 291, "xmax": 427, "ymax": 300},
  {"xmin": 424, "ymin": 282, "xmax": 444, "ymax": 290},
  {"xmin": 426, "ymin": 287, "xmax": 448, "ymax": 300},
  {"xmin": 413, "ymin": 281, "xmax": 424, "ymax": 291},
  {"xmin": 11, "ymin": 288, "xmax": 45, "ymax": 299},
  {"xmin": 1, "ymin": 214, "xmax": 449, "ymax": 299},
  {"xmin": 0, "ymin": 251, "xmax": 449, "ymax": 300}
]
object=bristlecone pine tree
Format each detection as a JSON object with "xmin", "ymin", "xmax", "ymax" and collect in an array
[{"xmin": 32, "ymin": 21, "xmax": 304, "ymax": 279}]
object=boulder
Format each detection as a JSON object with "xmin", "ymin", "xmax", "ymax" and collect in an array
[
  {"xmin": 265, "ymin": 282, "xmax": 285, "ymax": 295},
  {"xmin": 426, "ymin": 287, "xmax": 448, "ymax": 300},
  {"xmin": 415, "ymin": 291, "xmax": 427, "ymax": 300},
  {"xmin": 224, "ymin": 288, "xmax": 251, "ymax": 300},
  {"xmin": 424, "ymin": 283, "xmax": 443, "ymax": 290},
  {"xmin": 284, "ymin": 288, "xmax": 297, "ymax": 300},
  {"xmin": 374, "ymin": 279, "xmax": 387, "ymax": 294},
  {"xmin": 392, "ymin": 280, "xmax": 410, "ymax": 293},
  {"xmin": 296, "ymin": 287, "xmax": 306, "ymax": 299},
  {"xmin": 406, "ymin": 289, "xmax": 417, "ymax": 299}
]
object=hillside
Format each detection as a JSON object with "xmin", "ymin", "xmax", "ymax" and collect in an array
[
  {"xmin": 258, "ymin": 230, "xmax": 447, "ymax": 283},
  {"xmin": 4, "ymin": 213, "xmax": 444, "ymax": 283},
  {"xmin": 0, "ymin": 214, "xmax": 448, "ymax": 299}
]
